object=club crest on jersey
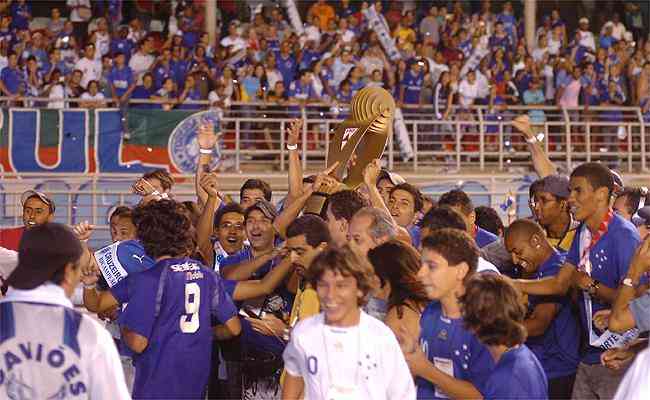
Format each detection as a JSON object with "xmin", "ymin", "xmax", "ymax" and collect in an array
[
  {"xmin": 340, "ymin": 128, "xmax": 358, "ymax": 151},
  {"xmin": 169, "ymin": 111, "xmax": 222, "ymax": 173}
]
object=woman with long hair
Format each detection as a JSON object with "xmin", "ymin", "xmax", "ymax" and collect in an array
[{"xmin": 367, "ymin": 239, "xmax": 429, "ymax": 338}]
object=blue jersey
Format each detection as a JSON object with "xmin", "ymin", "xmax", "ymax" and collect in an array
[
  {"xmin": 220, "ymin": 244, "xmax": 273, "ymax": 280},
  {"xmin": 288, "ymin": 80, "xmax": 316, "ymax": 101},
  {"xmin": 119, "ymin": 257, "xmax": 237, "ymax": 399},
  {"xmin": 566, "ymin": 214, "xmax": 640, "ymax": 364},
  {"xmin": 526, "ymin": 251, "xmax": 580, "ymax": 379},
  {"xmin": 400, "ymin": 69, "xmax": 424, "ymax": 104},
  {"xmin": 475, "ymin": 227, "xmax": 499, "ymax": 248},
  {"xmin": 417, "ymin": 302, "xmax": 494, "ymax": 399},
  {"xmin": 131, "ymin": 85, "xmax": 155, "ymax": 109},
  {"xmin": 275, "ymin": 52, "xmax": 297, "ymax": 86},
  {"xmin": 111, "ymin": 39, "xmax": 135, "ymax": 61},
  {"xmin": 481, "ymin": 345, "xmax": 547, "ymax": 400},
  {"xmin": 153, "ymin": 62, "xmax": 174, "ymax": 89},
  {"xmin": 1, "ymin": 66, "xmax": 24, "ymax": 94},
  {"xmin": 108, "ymin": 66, "xmax": 134, "ymax": 97}
]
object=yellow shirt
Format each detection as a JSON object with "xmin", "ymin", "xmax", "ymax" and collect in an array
[{"xmin": 548, "ymin": 227, "xmax": 577, "ymax": 253}]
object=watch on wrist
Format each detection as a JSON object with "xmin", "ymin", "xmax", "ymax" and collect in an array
[
  {"xmin": 588, "ymin": 280, "xmax": 600, "ymax": 295},
  {"xmin": 199, "ymin": 148, "xmax": 213, "ymax": 155},
  {"xmin": 286, "ymin": 143, "xmax": 298, "ymax": 151},
  {"xmin": 525, "ymin": 136, "xmax": 538, "ymax": 144}
]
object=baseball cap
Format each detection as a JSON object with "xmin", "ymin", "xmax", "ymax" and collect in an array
[
  {"xmin": 21, "ymin": 190, "xmax": 56, "ymax": 214},
  {"xmin": 540, "ymin": 175, "xmax": 570, "ymax": 198},
  {"xmin": 632, "ymin": 206, "xmax": 650, "ymax": 227},
  {"xmin": 579, "ymin": 17, "xmax": 589, "ymax": 24},
  {"xmin": 378, "ymin": 169, "xmax": 406, "ymax": 186},
  {"xmin": 610, "ymin": 169, "xmax": 624, "ymax": 192},
  {"xmin": 5, "ymin": 223, "xmax": 83, "ymax": 290},
  {"xmin": 245, "ymin": 199, "xmax": 278, "ymax": 221}
]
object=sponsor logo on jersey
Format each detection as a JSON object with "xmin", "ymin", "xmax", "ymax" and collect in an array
[{"xmin": 0, "ymin": 341, "xmax": 87, "ymax": 398}]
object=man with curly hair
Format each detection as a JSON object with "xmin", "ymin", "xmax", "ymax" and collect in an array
[{"xmin": 119, "ymin": 199, "xmax": 241, "ymax": 399}]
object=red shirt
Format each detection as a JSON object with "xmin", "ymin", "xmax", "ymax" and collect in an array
[{"xmin": 0, "ymin": 226, "xmax": 24, "ymax": 251}]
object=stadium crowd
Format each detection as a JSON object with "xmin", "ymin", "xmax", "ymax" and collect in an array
[
  {"xmin": 1, "ymin": 115, "xmax": 650, "ymax": 399},
  {"xmin": 0, "ymin": 0, "xmax": 649, "ymax": 117}
]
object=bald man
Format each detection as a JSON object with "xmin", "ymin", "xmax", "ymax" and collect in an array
[{"xmin": 504, "ymin": 219, "xmax": 580, "ymax": 399}]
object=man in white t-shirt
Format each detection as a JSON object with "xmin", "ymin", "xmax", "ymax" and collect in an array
[
  {"xmin": 282, "ymin": 246, "xmax": 415, "ymax": 400},
  {"xmin": 74, "ymin": 43, "xmax": 101, "ymax": 89},
  {"xmin": 128, "ymin": 39, "xmax": 155, "ymax": 85},
  {"xmin": 220, "ymin": 22, "xmax": 247, "ymax": 54},
  {"xmin": 577, "ymin": 18, "xmax": 596, "ymax": 52}
]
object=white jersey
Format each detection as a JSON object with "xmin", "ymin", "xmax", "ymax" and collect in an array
[
  {"xmin": 283, "ymin": 311, "xmax": 416, "ymax": 400},
  {"xmin": 0, "ymin": 246, "xmax": 17, "ymax": 280},
  {"xmin": 613, "ymin": 347, "xmax": 650, "ymax": 400},
  {"xmin": 0, "ymin": 284, "xmax": 129, "ymax": 399}
]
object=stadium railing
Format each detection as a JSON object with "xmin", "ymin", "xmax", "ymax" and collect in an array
[{"xmin": 1, "ymin": 96, "xmax": 647, "ymax": 173}]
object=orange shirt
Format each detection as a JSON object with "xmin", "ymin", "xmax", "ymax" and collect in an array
[{"xmin": 309, "ymin": 3, "xmax": 335, "ymax": 30}]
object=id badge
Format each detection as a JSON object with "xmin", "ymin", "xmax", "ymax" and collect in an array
[
  {"xmin": 326, "ymin": 385, "xmax": 362, "ymax": 400},
  {"xmin": 433, "ymin": 357, "xmax": 454, "ymax": 399}
]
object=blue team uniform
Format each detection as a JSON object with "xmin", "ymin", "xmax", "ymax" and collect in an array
[
  {"xmin": 481, "ymin": 345, "xmax": 548, "ymax": 400},
  {"xmin": 275, "ymin": 52, "xmax": 297, "ymax": 86},
  {"xmin": 417, "ymin": 302, "xmax": 494, "ymax": 399},
  {"xmin": 401, "ymin": 69, "xmax": 424, "ymax": 104},
  {"xmin": 475, "ymin": 226, "xmax": 499, "ymax": 248},
  {"xmin": 526, "ymin": 250, "xmax": 580, "ymax": 380},
  {"xmin": 1, "ymin": 66, "xmax": 24, "ymax": 94},
  {"xmin": 119, "ymin": 257, "xmax": 237, "ymax": 399},
  {"xmin": 566, "ymin": 213, "xmax": 640, "ymax": 365},
  {"xmin": 130, "ymin": 85, "xmax": 156, "ymax": 109},
  {"xmin": 111, "ymin": 39, "xmax": 135, "ymax": 61},
  {"xmin": 108, "ymin": 66, "xmax": 134, "ymax": 98}
]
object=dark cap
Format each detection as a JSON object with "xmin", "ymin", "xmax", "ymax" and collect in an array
[
  {"xmin": 21, "ymin": 190, "xmax": 56, "ymax": 214},
  {"xmin": 245, "ymin": 199, "xmax": 278, "ymax": 221},
  {"xmin": 540, "ymin": 175, "xmax": 570, "ymax": 198},
  {"xmin": 633, "ymin": 206, "xmax": 650, "ymax": 227},
  {"xmin": 6, "ymin": 223, "xmax": 83, "ymax": 290}
]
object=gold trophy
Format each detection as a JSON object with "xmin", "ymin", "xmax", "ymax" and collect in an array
[{"xmin": 304, "ymin": 86, "xmax": 395, "ymax": 214}]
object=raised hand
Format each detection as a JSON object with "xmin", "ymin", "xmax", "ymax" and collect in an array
[
  {"xmin": 199, "ymin": 172, "xmax": 220, "ymax": 198},
  {"xmin": 511, "ymin": 115, "xmax": 535, "ymax": 141},
  {"xmin": 197, "ymin": 122, "xmax": 219, "ymax": 150},
  {"xmin": 132, "ymin": 177, "xmax": 156, "ymax": 197},
  {"xmin": 286, "ymin": 118, "xmax": 302, "ymax": 147},
  {"xmin": 72, "ymin": 220, "xmax": 94, "ymax": 242},
  {"xmin": 363, "ymin": 159, "xmax": 382, "ymax": 186}
]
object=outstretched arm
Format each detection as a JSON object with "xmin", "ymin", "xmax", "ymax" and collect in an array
[{"xmin": 512, "ymin": 115, "xmax": 557, "ymax": 178}]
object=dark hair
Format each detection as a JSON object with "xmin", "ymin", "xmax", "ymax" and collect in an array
[
  {"xmin": 367, "ymin": 240, "xmax": 428, "ymax": 318},
  {"xmin": 390, "ymin": 183, "xmax": 424, "ymax": 213},
  {"xmin": 618, "ymin": 187, "xmax": 646, "ymax": 216},
  {"xmin": 307, "ymin": 246, "xmax": 375, "ymax": 306},
  {"xmin": 110, "ymin": 205, "xmax": 133, "ymax": 221},
  {"xmin": 419, "ymin": 206, "xmax": 467, "ymax": 231},
  {"xmin": 459, "ymin": 274, "xmax": 527, "ymax": 347},
  {"xmin": 214, "ymin": 203, "xmax": 245, "ymax": 228},
  {"xmin": 133, "ymin": 200, "xmax": 194, "ymax": 259},
  {"xmin": 421, "ymin": 229, "xmax": 478, "ymax": 279},
  {"xmin": 142, "ymin": 168, "xmax": 174, "ymax": 191},
  {"xmin": 529, "ymin": 179, "xmax": 544, "ymax": 198},
  {"xmin": 182, "ymin": 201, "xmax": 201, "ymax": 227},
  {"xmin": 286, "ymin": 214, "xmax": 331, "ymax": 247},
  {"xmin": 570, "ymin": 162, "xmax": 614, "ymax": 196},
  {"xmin": 323, "ymin": 190, "xmax": 369, "ymax": 222},
  {"xmin": 240, "ymin": 179, "xmax": 272, "ymax": 201},
  {"xmin": 438, "ymin": 189, "xmax": 474, "ymax": 216},
  {"xmin": 474, "ymin": 206, "xmax": 504, "ymax": 237}
]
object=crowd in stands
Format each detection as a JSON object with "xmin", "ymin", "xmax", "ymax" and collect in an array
[{"xmin": 0, "ymin": 0, "xmax": 649, "ymax": 117}]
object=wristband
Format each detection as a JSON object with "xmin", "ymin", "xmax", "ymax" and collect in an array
[
  {"xmin": 83, "ymin": 283, "xmax": 96, "ymax": 290},
  {"xmin": 525, "ymin": 136, "xmax": 538, "ymax": 144},
  {"xmin": 199, "ymin": 148, "xmax": 213, "ymax": 155},
  {"xmin": 286, "ymin": 143, "xmax": 298, "ymax": 151}
]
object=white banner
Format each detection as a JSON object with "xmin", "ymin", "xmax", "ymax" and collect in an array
[
  {"xmin": 283, "ymin": 0, "xmax": 304, "ymax": 35},
  {"xmin": 393, "ymin": 107, "xmax": 414, "ymax": 161},
  {"xmin": 362, "ymin": 5, "xmax": 401, "ymax": 61}
]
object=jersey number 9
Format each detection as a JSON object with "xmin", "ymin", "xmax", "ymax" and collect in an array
[{"xmin": 180, "ymin": 282, "xmax": 201, "ymax": 333}]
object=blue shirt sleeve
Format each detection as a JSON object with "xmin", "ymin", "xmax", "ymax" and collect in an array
[
  {"xmin": 210, "ymin": 272, "xmax": 238, "ymax": 324},
  {"xmin": 629, "ymin": 289, "xmax": 650, "ymax": 333},
  {"xmin": 613, "ymin": 226, "xmax": 641, "ymax": 284},
  {"xmin": 110, "ymin": 276, "xmax": 130, "ymax": 304},
  {"xmin": 118, "ymin": 269, "xmax": 159, "ymax": 339}
]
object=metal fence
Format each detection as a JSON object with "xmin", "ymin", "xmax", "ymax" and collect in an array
[{"xmin": 2, "ymin": 97, "xmax": 649, "ymax": 173}]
